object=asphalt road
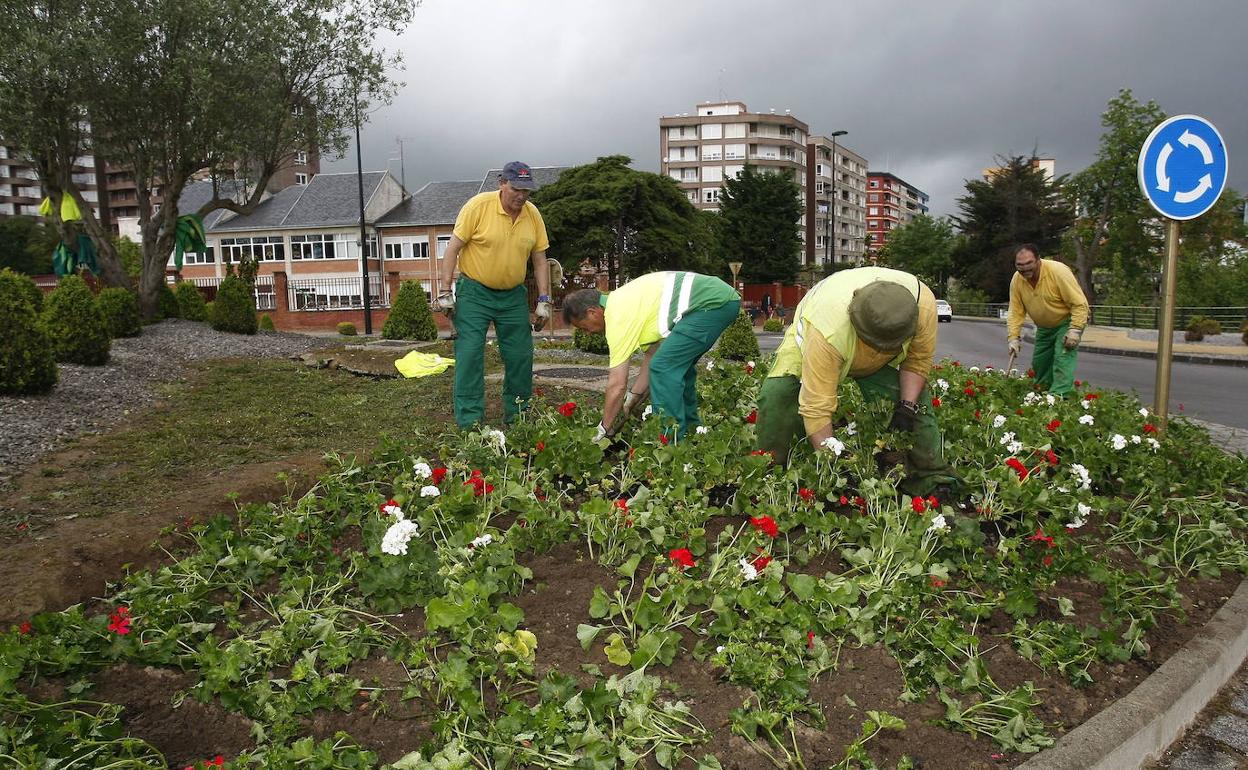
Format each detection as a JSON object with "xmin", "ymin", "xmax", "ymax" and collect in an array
[{"xmin": 756, "ymin": 322, "xmax": 1248, "ymax": 429}]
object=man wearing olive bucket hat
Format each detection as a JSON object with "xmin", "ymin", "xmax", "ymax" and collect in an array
[{"xmin": 755, "ymin": 266, "xmax": 958, "ymax": 496}]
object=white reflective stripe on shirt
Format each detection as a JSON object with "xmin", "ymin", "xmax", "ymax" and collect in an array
[
  {"xmin": 657, "ymin": 272, "xmax": 677, "ymax": 338},
  {"xmin": 672, "ymin": 272, "xmax": 695, "ymax": 327},
  {"xmin": 794, "ymin": 316, "xmax": 805, "ymax": 348}
]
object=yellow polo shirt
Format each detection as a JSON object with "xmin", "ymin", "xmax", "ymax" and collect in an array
[
  {"xmin": 452, "ymin": 191, "xmax": 550, "ymax": 290},
  {"xmin": 1007, "ymin": 258, "xmax": 1089, "ymax": 339}
]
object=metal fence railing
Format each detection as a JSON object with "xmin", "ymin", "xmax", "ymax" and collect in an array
[
  {"xmin": 175, "ymin": 275, "xmax": 276, "ymax": 310},
  {"xmin": 953, "ymin": 303, "xmax": 1248, "ymax": 332},
  {"xmin": 287, "ymin": 274, "xmax": 387, "ymax": 312}
]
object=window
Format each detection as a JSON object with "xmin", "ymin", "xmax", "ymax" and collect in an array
[
  {"xmin": 724, "ymin": 164, "xmax": 744, "ymax": 179},
  {"xmin": 701, "ymin": 145, "xmax": 722, "ymax": 161},
  {"xmin": 702, "ymin": 188, "xmax": 720, "ymax": 204},
  {"xmin": 724, "ymin": 123, "xmax": 746, "ymax": 139},
  {"xmin": 436, "ymin": 235, "xmax": 451, "ymax": 257},
  {"xmin": 702, "ymin": 166, "xmax": 722, "ymax": 183},
  {"xmin": 295, "ymin": 173, "xmax": 308, "ymax": 185},
  {"xmin": 869, "ymin": 207, "xmax": 878, "ymax": 216},
  {"xmin": 184, "ymin": 246, "xmax": 215, "ymax": 264},
  {"xmin": 724, "ymin": 143, "xmax": 745, "ymax": 160},
  {"xmin": 869, "ymin": 179, "xmax": 879, "ymax": 188},
  {"xmin": 383, "ymin": 236, "xmax": 429, "ymax": 260},
  {"xmin": 680, "ymin": 168, "xmax": 698, "ymax": 182},
  {"xmin": 701, "ymin": 123, "xmax": 722, "ymax": 140},
  {"xmin": 220, "ymin": 236, "xmax": 285, "ymax": 263},
  {"xmin": 291, "ymin": 233, "xmax": 344, "ymax": 260},
  {"xmin": 295, "ymin": 151, "xmax": 308, "ymax": 165}
]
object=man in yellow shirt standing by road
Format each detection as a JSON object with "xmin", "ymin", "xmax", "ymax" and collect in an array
[
  {"xmin": 1006, "ymin": 244, "xmax": 1090, "ymax": 397},
  {"xmin": 438, "ymin": 162, "xmax": 552, "ymax": 428},
  {"xmin": 755, "ymin": 266, "xmax": 958, "ymax": 496}
]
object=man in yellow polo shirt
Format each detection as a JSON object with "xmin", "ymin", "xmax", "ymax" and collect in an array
[
  {"xmin": 561, "ymin": 272, "xmax": 741, "ymax": 439},
  {"xmin": 756, "ymin": 266, "xmax": 958, "ymax": 496},
  {"xmin": 1006, "ymin": 244, "xmax": 1089, "ymax": 396},
  {"xmin": 438, "ymin": 162, "xmax": 552, "ymax": 427}
]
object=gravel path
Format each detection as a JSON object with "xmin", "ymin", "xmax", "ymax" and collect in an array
[{"xmin": 0, "ymin": 320, "xmax": 329, "ymax": 486}]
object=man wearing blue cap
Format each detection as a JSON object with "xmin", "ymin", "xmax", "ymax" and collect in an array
[{"xmin": 438, "ymin": 162, "xmax": 552, "ymax": 427}]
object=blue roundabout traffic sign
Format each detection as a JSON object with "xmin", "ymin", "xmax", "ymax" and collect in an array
[{"xmin": 1137, "ymin": 114, "xmax": 1228, "ymax": 221}]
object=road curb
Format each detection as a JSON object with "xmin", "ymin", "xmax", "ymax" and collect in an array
[
  {"xmin": 1018, "ymin": 578, "xmax": 1248, "ymax": 770},
  {"xmin": 951, "ymin": 316, "xmax": 1248, "ymax": 368}
]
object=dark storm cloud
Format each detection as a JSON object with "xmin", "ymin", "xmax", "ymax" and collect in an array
[{"xmin": 329, "ymin": 0, "xmax": 1247, "ymax": 217}]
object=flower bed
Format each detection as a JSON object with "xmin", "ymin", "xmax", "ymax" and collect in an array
[{"xmin": 2, "ymin": 361, "xmax": 1246, "ymax": 769}]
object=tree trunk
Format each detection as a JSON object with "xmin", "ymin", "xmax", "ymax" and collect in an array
[{"xmin": 46, "ymin": 181, "xmax": 131, "ymax": 289}]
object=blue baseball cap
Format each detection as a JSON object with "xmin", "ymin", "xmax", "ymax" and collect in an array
[{"xmin": 501, "ymin": 161, "xmax": 536, "ymax": 190}]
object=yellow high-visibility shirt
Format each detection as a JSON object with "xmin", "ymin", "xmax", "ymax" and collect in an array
[
  {"xmin": 1007, "ymin": 258, "xmax": 1089, "ymax": 339},
  {"xmin": 452, "ymin": 191, "xmax": 549, "ymax": 290}
]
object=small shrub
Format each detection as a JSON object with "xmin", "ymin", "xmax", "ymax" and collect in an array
[
  {"xmin": 204, "ymin": 301, "xmax": 214, "ymax": 319},
  {"xmin": 158, "ymin": 281, "xmax": 180, "ymax": 319},
  {"xmin": 209, "ymin": 275, "xmax": 257, "ymax": 335},
  {"xmin": 382, "ymin": 280, "xmax": 438, "ymax": 340},
  {"xmin": 1185, "ymin": 314, "xmax": 1222, "ymax": 336},
  {"xmin": 716, "ymin": 310, "xmax": 760, "ymax": 361},
  {"xmin": 258, "ymin": 314, "xmax": 275, "ymax": 331},
  {"xmin": 2, "ymin": 268, "xmax": 45, "ymax": 313},
  {"xmin": 1184, "ymin": 329, "xmax": 1204, "ymax": 342},
  {"xmin": 337, "ymin": 321, "xmax": 357, "ymax": 336},
  {"xmin": 174, "ymin": 281, "xmax": 208, "ymax": 321},
  {"xmin": 763, "ymin": 316, "xmax": 784, "ymax": 333},
  {"xmin": 43, "ymin": 274, "xmax": 110, "ymax": 365},
  {"xmin": 96, "ymin": 287, "xmax": 143, "ymax": 338},
  {"xmin": 0, "ymin": 269, "xmax": 57, "ymax": 394},
  {"xmin": 573, "ymin": 327, "xmax": 609, "ymax": 355}
]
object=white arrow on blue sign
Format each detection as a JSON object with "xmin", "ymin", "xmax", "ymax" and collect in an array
[{"xmin": 1137, "ymin": 114, "xmax": 1228, "ymax": 220}]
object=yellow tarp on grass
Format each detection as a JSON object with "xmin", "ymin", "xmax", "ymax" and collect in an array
[{"xmin": 394, "ymin": 351, "xmax": 455, "ymax": 378}]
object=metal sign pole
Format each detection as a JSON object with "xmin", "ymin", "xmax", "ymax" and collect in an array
[{"xmin": 1152, "ymin": 219, "xmax": 1180, "ymax": 435}]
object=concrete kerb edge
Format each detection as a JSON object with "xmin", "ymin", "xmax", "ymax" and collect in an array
[{"xmin": 1019, "ymin": 578, "xmax": 1248, "ymax": 770}]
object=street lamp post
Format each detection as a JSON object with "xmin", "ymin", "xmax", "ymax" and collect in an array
[
  {"xmin": 827, "ymin": 130, "xmax": 847, "ymax": 267},
  {"xmin": 350, "ymin": 69, "xmax": 373, "ymax": 335}
]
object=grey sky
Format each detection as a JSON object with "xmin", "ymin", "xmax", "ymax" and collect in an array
[{"xmin": 326, "ymin": 0, "xmax": 1247, "ymax": 219}]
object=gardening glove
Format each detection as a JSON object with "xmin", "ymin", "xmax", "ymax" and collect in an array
[
  {"xmin": 1063, "ymin": 327, "xmax": 1083, "ymax": 350},
  {"xmin": 1007, "ymin": 338, "xmax": 1021, "ymax": 357},
  {"xmin": 533, "ymin": 300, "xmax": 552, "ymax": 332},
  {"xmin": 888, "ymin": 400, "xmax": 919, "ymax": 433},
  {"xmin": 593, "ymin": 422, "xmax": 608, "ymax": 442},
  {"xmin": 436, "ymin": 291, "xmax": 456, "ymax": 319},
  {"xmin": 621, "ymin": 391, "xmax": 642, "ymax": 419}
]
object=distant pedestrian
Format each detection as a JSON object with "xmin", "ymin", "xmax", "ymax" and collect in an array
[
  {"xmin": 1006, "ymin": 244, "xmax": 1089, "ymax": 396},
  {"xmin": 761, "ymin": 293, "xmax": 774, "ymax": 319}
]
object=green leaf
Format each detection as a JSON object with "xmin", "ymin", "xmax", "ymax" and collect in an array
[
  {"xmin": 787, "ymin": 573, "xmax": 817, "ymax": 601},
  {"xmin": 604, "ymin": 633, "xmax": 632, "ymax": 666},
  {"xmin": 577, "ymin": 624, "xmax": 604, "ymax": 650},
  {"xmin": 589, "ymin": 586, "xmax": 611, "ymax": 619},
  {"xmin": 617, "ymin": 554, "xmax": 642, "ymax": 578},
  {"xmin": 495, "ymin": 602, "xmax": 524, "ymax": 631},
  {"xmin": 425, "ymin": 597, "xmax": 473, "ymax": 631}
]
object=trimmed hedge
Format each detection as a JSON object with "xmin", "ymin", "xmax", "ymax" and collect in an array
[
  {"xmin": 4, "ymin": 268, "xmax": 45, "ymax": 313},
  {"xmin": 337, "ymin": 322, "xmax": 358, "ymax": 336},
  {"xmin": 382, "ymin": 280, "xmax": 438, "ymax": 340},
  {"xmin": 43, "ymin": 274, "xmax": 110, "ymax": 365},
  {"xmin": 763, "ymin": 316, "xmax": 783, "ymax": 333},
  {"xmin": 1184, "ymin": 315, "xmax": 1222, "ymax": 336},
  {"xmin": 209, "ymin": 275, "xmax": 257, "ymax": 335},
  {"xmin": 0, "ymin": 269, "xmax": 58, "ymax": 394},
  {"xmin": 97, "ymin": 287, "xmax": 143, "ymax": 338},
  {"xmin": 573, "ymin": 327, "xmax": 609, "ymax": 355},
  {"xmin": 716, "ymin": 310, "xmax": 760, "ymax": 361},
  {"xmin": 174, "ymin": 281, "xmax": 208, "ymax": 321},
  {"xmin": 158, "ymin": 281, "xmax": 180, "ymax": 319}
]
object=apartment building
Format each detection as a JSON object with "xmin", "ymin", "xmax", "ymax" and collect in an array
[
  {"xmin": 807, "ymin": 137, "xmax": 867, "ymax": 266},
  {"xmin": 866, "ymin": 172, "xmax": 929, "ymax": 252},
  {"xmin": 0, "ymin": 143, "xmax": 104, "ymax": 220},
  {"xmin": 659, "ymin": 101, "xmax": 808, "ymax": 213}
]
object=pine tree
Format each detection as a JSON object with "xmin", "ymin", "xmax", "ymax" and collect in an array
[{"xmin": 382, "ymin": 281, "xmax": 438, "ymax": 340}]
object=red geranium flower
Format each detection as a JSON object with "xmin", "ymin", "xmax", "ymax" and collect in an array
[
  {"xmin": 1005, "ymin": 457, "xmax": 1029, "ymax": 480},
  {"xmin": 974, "ymin": 409, "xmax": 981, "ymax": 420},
  {"xmin": 929, "ymin": 576, "xmax": 946, "ymax": 588},
  {"xmin": 379, "ymin": 499, "xmax": 401, "ymax": 514},
  {"xmin": 746, "ymin": 409, "xmax": 758, "ymax": 424},
  {"xmin": 750, "ymin": 449, "xmax": 772, "ymax": 457},
  {"xmin": 751, "ymin": 553, "xmax": 773, "ymax": 571},
  {"xmin": 839, "ymin": 495, "xmax": 849, "ymax": 506},
  {"xmin": 750, "ymin": 515, "xmax": 779, "ymax": 538},
  {"xmin": 1028, "ymin": 528, "xmax": 1055, "ymax": 548},
  {"xmin": 951, "ymin": 360, "xmax": 961, "ymax": 367},
  {"xmin": 1143, "ymin": 424, "xmax": 1158, "ymax": 434},
  {"xmin": 1046, "ymin": 419, "xmax": 1061, "ymax": 432},
  {"xmin": 535, "ymin": 441, "xmax": 545, "ymax": 452},
  {"xmin": 1074, "ymin": 379, "xmax": 1082, "ymax": 387},
  {"xmin": 963, "ymin": 386, "xmax": 975, "ymax": 396},
  {"xmin": 931, "ymin": 397, "xmax": 942, "ymax": 408},
  {"xmin": 107, "ymin": 607, "xmax": 132, "ymax": 635},
  {"xmin": 854, "ymin": 495, "xmax": 866, "ymax": 510},
  {"xmin": 1044, "ymin": 449, "xmax": 1059, "ymax": 466},
  {"xmin": 431, "ymin": 467, "xmax": 448, "ymax": 484},
  {"xmin": 668, "ymin": 548, "xmax": 695, "ymax": 570},
  {"xmin": 911, "ymin": 496, "xmax": 927, "ymax": 513},
  {"xmin": 557, "ymin": 401, "xmax": 577, "ymax": 417},
  {"xmin": 798, "ymin": 487, "xmax": 815, "ymax": 502},
  {"xmin": 659, "ymin": 434, "xmax": 670, "ymax": 445},
  {"xmin": 614, "ymin": 498, "xmax": 628, "ymax": 512},
  {"xmin": 19, "ymin": 621, "xmax": 32, "ymax": 635},
  {"xmin": 1015, "ymin": 408, "xmax": 1024, "ymax": 416},
  {"xmin": 926, "ymin": 495, "xmax": 939, "ymax": 509},
  {"xmin": 1043, "ymin": 555, "xmax": 1054, "ymax": 567},
  {"xmin": 1026, "ymin": 368, "xmax": 1036, "ymax": 378},
  {"xmin": 806, "ymin": 630, "xmax": 816, "ymax": 649},
  {"xmin": 464, "ymin": 472, "xmax": 494, "ymax": 496}
]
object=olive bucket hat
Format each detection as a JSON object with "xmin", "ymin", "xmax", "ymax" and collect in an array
[{"xmin": 848, "ymin": 280, "xmax": 918, "ymax": 350}]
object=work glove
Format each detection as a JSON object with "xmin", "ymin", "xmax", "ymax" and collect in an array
[
  {"xmin": 533, "ymin": 300, "xmax": 552, "ymax": 332},
  {"xmin": 621, "ymin": 391, "xmax": 643, "ymax": 419},
  {"xmin": 436, "ymin": 291, "xmax": 456, "ymax": 318},
  {"xmin": 888, "ymin": 400, "xmax": 919, "ymax": 432},
  {"xmin": 1007, "ymin": 338, "xmax": 1021, "ymax": 357},
  {"xmin": 593, "ymin": 422, "xmax": 608, "ymax": 442},
  {"xmin": 1063, "ymin": 327, "xmax": 1083, "ymax": 350}
]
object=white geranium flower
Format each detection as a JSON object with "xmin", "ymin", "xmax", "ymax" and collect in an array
[
  {"xmin": 928, "ymin": 514, "xmax": 950, "ymax": 534},
  {"xmin": 1045, "ymin": 394, "xmax": 1057, "ymax": 406},
  {"xmin": 1070, "ymin": 463, "xmax": 1092, "ymax": 491},
  {"xmin": 738, "ymin": 558, "xmax": 759, "ymax": 581},
  {"xmin": 992, "ymin": 415, "xmax": 1007, "ymax": 428},
  {"xmin": 1078, "ymin": 414, "xmax": 1095, "ymax": 426},
  {"xmin": 1070, "ymin": 502, "xmax": 1091, "ymax": 529},
  {"xmin": 413, "ymin": 462, "xmax": 433, "ymax": 480},
  {"xmin": 1110, "ymin": 434, "xmax": 1128, "ymax": 451},
  {"xmin": 1007, "ymin": 440, "xmax": 1023, "ymax": 454},
  {"xmin": 381, "ymin": 501, "xmax": 404, "ymax": 519},
  {"xmin": 1131, "ymin": 434, "xmax": 1142, "ymax": 444},
  {"xmin": 486, "ymin": 429, "xmax": 506, "ymax": 451},
  {"xmin": 935, "ymin": 378, "xmax": 950, "ymax": 394},
  {"xmin": 1057, "ymin": 485, "xmax": 1070, "ymax": 493},
  {"xmin": 970, "ymin": 366, "xmax": 980, "ymax": 373},
  {"xmin": 1081, "ymin": 399, "xmax": 1091, "ymax": 410},
  {"xmin": 716, "ymin": 645, "xmax": 726, "ymax": 654},
  {"xmin": 1008, "ymin": 368, "xmax": 1020, "ymax": 378},
  {"xmin": 1139, "ymin": 408, "xmax": 1149, "ymax": 418},
  {"xmin": 470, "ymin": 534, "xmax": 493, "ymax": 549},
  {"xmin": 642, "ymin": 405, "xmax": 653, "ymax": 419},
  {"xmin": 1023, "ymin": 392, "xmax": 1041, "ymax": 406},
  {"xmin": 845, "ymin": 422, "xmax": 857, "ymax": 436},
  {"xmin": 706, "ymin": 359, "xmax": 715, "ymax": 371},
  {"xmin": 1146, "ymin": 437, "xmax": 1161, "ymax": 451},
  {"xmin": 381, "ymin": 519, "xmax": 420, "ymax": 555},
  {"xmin": 420, "ymin": 485, "xmax": 440, "ymax": 498},
  {"xmin": 695, "ymin": 425, "xmax": 710, "ymax": 435},
  {"xmin": 999, "ymin": 431, "xmax": 1016, "ymax": 445},
  {"xmin": 746, "ymin": 360, "xmax": 756, "ymax": 369},
  {"xmin": 821, "ymin": 436, "xmax": 845, "ymax": 456}
]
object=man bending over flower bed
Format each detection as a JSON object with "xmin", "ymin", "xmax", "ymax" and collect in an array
[
  {"xmin": 1007, "ymin": 244, "xmax": 1089, "ymax": 396},
  {"xmin": 563, "ymin": 272, "xmax": 741, "ymax": 438},
  {"xmin": 756, "ymin": 266, "xmax": 959, "ymax": 496}
]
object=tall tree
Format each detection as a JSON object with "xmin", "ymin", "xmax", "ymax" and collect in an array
[
  {"xmin": 1064, "ymin": 89, "xmax": 1167, "ymax": 304},
  {"xmin": 1173, "ymin": 191, "xmax": 1248, "ymax": 306},
  {"xmin": 533, "ymin": 155, "xmax": 718, "ymax": 288},
  {"xmin": 717, "ymin": 164, "xmax": 804, "ymax": 284},
  {"xmin": 952, "ymin": 156, "xmax": 1073, "ymax": 301},
  {"xmin": 878, "ymin": 214, "xmax": 959, "ymax": 290},
  {"xmin": 0, "ymin": 0, "xmax": 413, "ymax": 316}
]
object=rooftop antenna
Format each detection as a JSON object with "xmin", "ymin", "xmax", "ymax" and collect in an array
[
  {"xmin": 394, "ymin": 136, "xmax": 413, "ymax": 192},
  {"xmin": 717, "ymin": 67, "xmax": 727, "ymax": 103}
]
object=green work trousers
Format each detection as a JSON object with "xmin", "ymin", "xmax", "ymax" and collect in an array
[
  {"xmin": 755, "ymin": 367, "xmax": 958, "ymax": 495},
  {"xmin": 452, "ymin": 277, "xmax": 532, "ymax": 428},
  {"xmin": 1031, "ymin": 319, "xmax": 1078, "ymax": 396},
  {"xmin": 650, "ymin": 300, "xmax": 741, "ymax": 437}
]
